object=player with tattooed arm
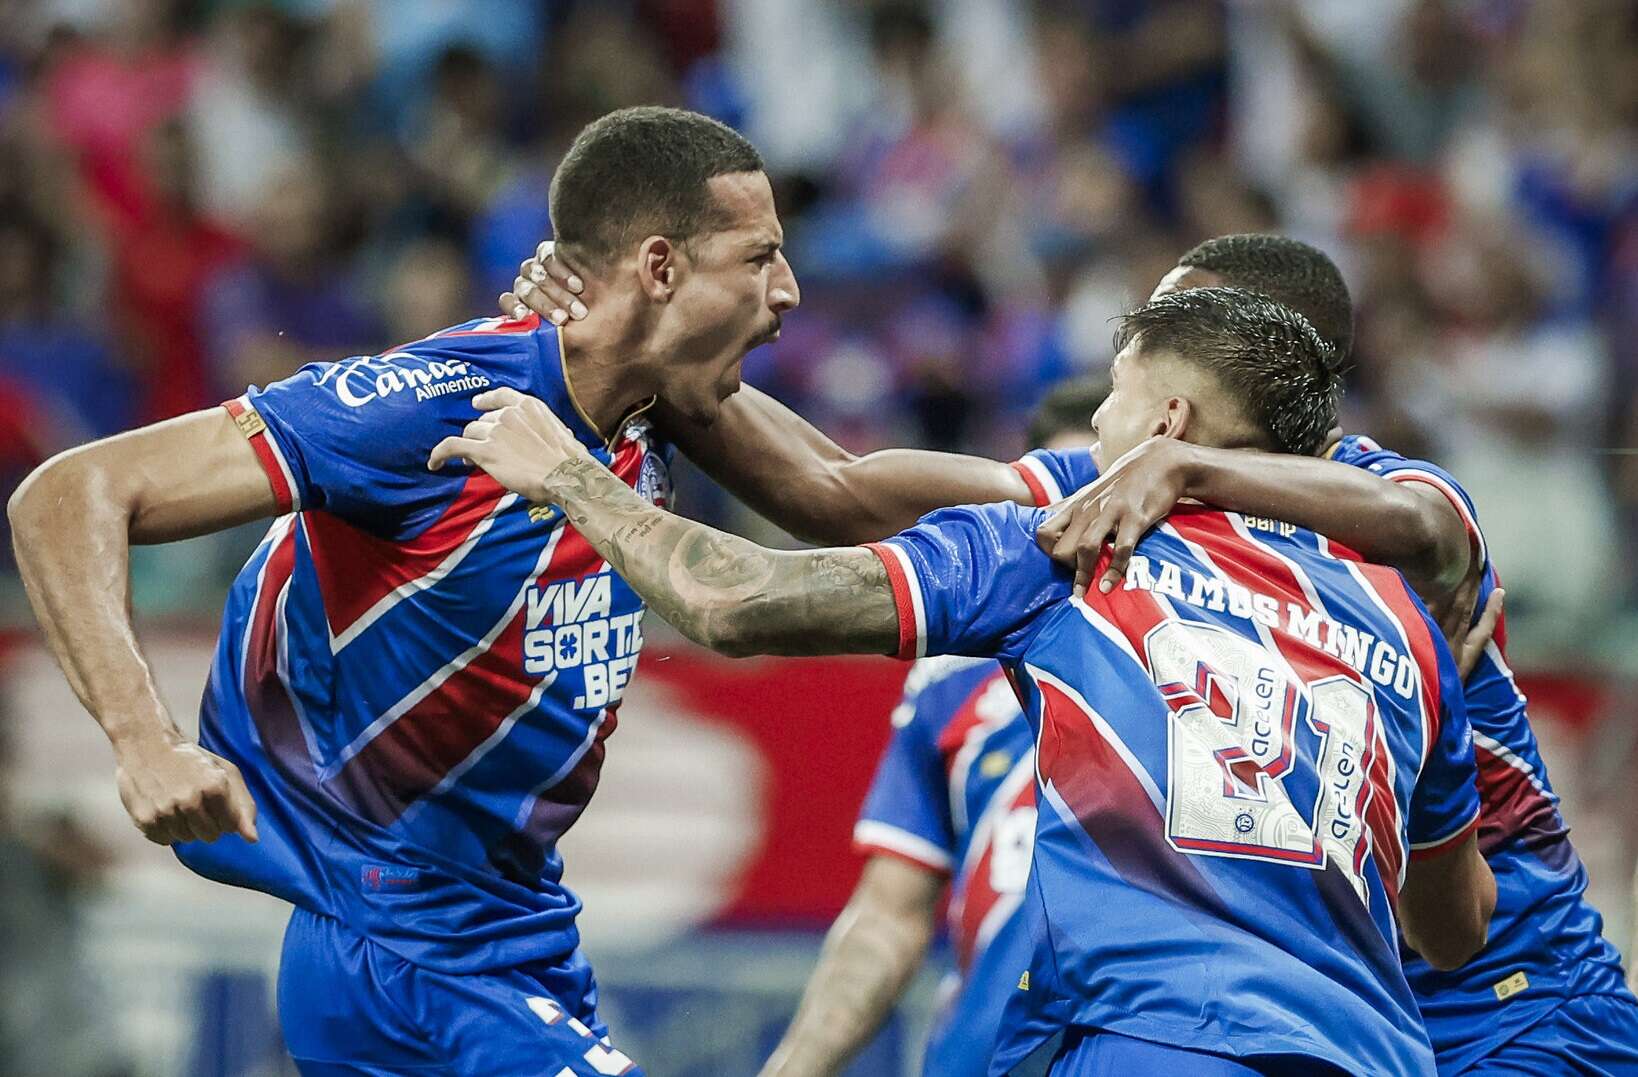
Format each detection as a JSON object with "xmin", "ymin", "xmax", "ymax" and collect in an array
[{"xmin": 430, "ymin": 287, "xmax": 1496, "ymax": 1076}]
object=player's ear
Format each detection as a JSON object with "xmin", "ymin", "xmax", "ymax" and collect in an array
[
  {"xmin": 637, "ymin": 236, "xmax": 679, "ymax": 302},
  {"xmin": 1157, "ymin": 396, "xmax": 1191, "ymax": 442}
]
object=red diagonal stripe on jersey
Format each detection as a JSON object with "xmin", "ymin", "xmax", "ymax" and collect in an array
[
  {"xmin": 329, "ymin": 442, "xmax": 644, "ymax": 826},
  {"xmin": 304, "ymin": 472, "xmax": 508, "ymax": 642},
  {"xmin": 1173, "ymin": 512, "xmax": 1406, "ymax": 900},
  {"xmin": 1035, "ymin": 676, "xmax": 1229, "ymax": 916},
  {"xmin": 332, "ymin": 526, "xmax": 600, "ymax": 825},
  {"xmin": 242, "ymin": 526, "xmax": 314, "ymax": 775},
  {"xmin": 1474, "ymin": 742, "xmax": 1565, "ymax": 855},
  {"xmin": 951, "ymin": 778, "xmax": 1033, "ymax": 971},
  {"xmin": 934, "ymin": 670, "xmax": 1009, "ymax": 777}
]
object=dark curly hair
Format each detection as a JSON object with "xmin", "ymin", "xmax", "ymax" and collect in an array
[{"xmin": 1177, "ymin": 234, "xmax": 1354, "ymax": 361}]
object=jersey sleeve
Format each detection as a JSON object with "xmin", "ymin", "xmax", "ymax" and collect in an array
[
  {"xmin": 1011, "ymin": 447, "xmax": 1100, "ymax": 506},
  {"xmin": 1408, "ymin": 644, "xmax": 1482, "ymax": 859},
  {"xmin": 223, "ymin": 351, "xmax": 496, "ymax": 534},
  {"xmin": 1337, "ymin": 441, "xmax": 1488, "ymax": 568},
  {"xmin": 865, "ymin": 501, "xmax": 1068, "ymax": 662},
  {"xmin": 854, "ymin": 668, "xmax": 961, "ymax": 874}
]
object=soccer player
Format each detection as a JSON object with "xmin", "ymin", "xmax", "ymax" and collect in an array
[
  {"xmin": 520, "ymin": 233, "xmax": 1638, "ymax": 1072},
  {"xmin": 761, "ymin": 379, "xmax": 1107, "ymax": 1077},
  {"xmin": 428, "ymin": 286, "xmax": 1498, "ymax": 1075},
  {"xmin": 9, "ymin": 105, "xmax": 806, "ymax": 1076},
  {"xmin": 1040, "ymin": 238, "xmax": 1638, "ymax": 1073}
]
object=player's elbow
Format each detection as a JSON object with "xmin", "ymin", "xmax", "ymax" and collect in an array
[
  {"xmin": 688, "ymin": 607, "xmax": 774, "ymax": 659},
  {"xmin": 10, "ymin": 453, "xmax": 88, "ymax": 554},
  {"xmin": 1408, "ymin": 917, "xmax": 1488, "ymax": 972},
  {"xmin": 1385, "ymin": 488, "xmax": 1470, "ymax": 597},
  {"xmin": 10, "ymin": 448, "xmax": 135, "ymax": 560}
]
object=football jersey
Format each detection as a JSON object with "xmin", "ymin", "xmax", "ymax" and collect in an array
[
  {"xmin": 175, "ymin": 314, "xmax": 673, "ymax": 974},
  {"xmin": 1328, "ymin": 435, "xmax": 1637, "ymax": 1069},
  {"xmin": 854, "ymin": 658, "xmax": 1038, "ymax": 1077},
  {"xmin": 866, "ymin": 502, "xmax": 1480, "ymax": 1076}
]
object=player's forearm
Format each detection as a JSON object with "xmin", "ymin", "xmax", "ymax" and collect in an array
[
  {"xmin": 1401, "ymin": 834, "xmax": 1496, "ymax": 970},
  {"xmin": 1178, "ymin": 444, "xmax": 1466, "ymax": 598},
  {"xmin": 660, "ymin": 389, "xmax": 1033, "ymax": 545},
  {"xmin": 545, "ymin": 457, "xmax": 900, "ymax": 657},
  {"xmin": 762, "ymin": 884, "xmax": 936, "ymax": 1077},
  {"xmin": 8, "ymin": 451, "xmax": 182, "ymax": 750}
]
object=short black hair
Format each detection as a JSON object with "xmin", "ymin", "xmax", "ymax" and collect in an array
[
  {"xmin": 1177, "ymin": 234, "xmax": 1354, "ymax": 359},
  {"xmin": 549, "ymin": 106, "xmax": 765, "ymax": 267},
  {"xmin": 1113, "ymin": 287, "xmax": 1341, "ymax": 457},
  {"xmin": 1028, "ymin": 375, "xmax": 1109, "ymax": 449}
]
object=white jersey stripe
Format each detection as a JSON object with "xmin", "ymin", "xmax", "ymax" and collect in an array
[
  {"xmin": 1025, "ymin": 663, "xmax": 1165, "ymax": 812},
  {"xmin": 882, "ymin": 543, "xmax": 929, "ymax": 659},
  {"xmin": 1017, "ymin": 454, "xmax": 1065, "ymax": 504},
  {"xmin": 327, "ymin": 492, "xmax": 519, "ymax": 653},
  {"xmin": 323, "ymin": 524, "xmax": 567, "ymax": 776},
  {"xmin": 854, "ymin": 820, "xmax": 955, "ymax": 872}
]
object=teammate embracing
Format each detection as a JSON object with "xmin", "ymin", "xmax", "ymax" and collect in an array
[
  {"xmin": 1038, "ymin": 237, "xmax": 1638, "ymax": 1075},
  {"xmin": 436, "ymin": 285, "xmax": 1498, "ymax": 1074},
  {"xmin": 516, "ymin": 231, "xmax": 1638, "ymax": 1074}
]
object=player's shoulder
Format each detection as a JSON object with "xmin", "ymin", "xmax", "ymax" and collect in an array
[
  {"xmin": 264, "ymin": 314, "xmax": 566, "ymax": 422},
  {"xmin": 891, "ymin": 657, "xmax": 1003, "ymax": 731},
  {"xmin": 912, "ymin": 499, "xmax": 1051, "ymax": 547},
  {"xmin": 1330, "ymin": 433, "xmax": 1464, "ymax": 489},
  {"xmin": 380, "ymin": 313, "xmax": 557, "ymax": 385},
  {"xmin": 1016, "ymin": 445, "xmax": 1100, "ymax": 502},
  {"xmin": 1329, "ymin": 432, "xmax": 1484, "ymax": 536}
]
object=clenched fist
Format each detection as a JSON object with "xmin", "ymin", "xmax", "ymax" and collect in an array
[{"xmin": 114, "ymin": 735, "xmax": 259, "ymax": 845}]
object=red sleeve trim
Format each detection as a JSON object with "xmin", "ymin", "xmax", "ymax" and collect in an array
[
  {"xmin": 864, "ymin": 542, "xmax": 919, "ymax": 661},
  {"xmin": 1010, "ymin": 460, "xmax": 1052, "ymax": 507},
  {"xmin": 222, "ymin": 397, "xmax": 295, "ymax": 514},
  {"xmin": 1410, "ymin": 808, "xmax": 1482, "ymax": 861}
]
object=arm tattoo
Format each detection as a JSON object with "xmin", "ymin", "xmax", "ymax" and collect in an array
[{"xmin": 548, "ymin": 457, "xmax": 900, "ymax": 657}]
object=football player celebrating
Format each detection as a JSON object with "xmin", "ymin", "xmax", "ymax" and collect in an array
[
  {"xmin": 429, "ymin": 287, "xmax": 1496, "ymax": 1076},
  {"xmin": 517, "ymin": 234, "xmax": 1638, "ymax": 1073}
]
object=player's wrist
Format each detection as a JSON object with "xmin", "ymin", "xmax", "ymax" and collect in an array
[
  {"xmin": 1164, "ymin": 438, "xmax": 1208, "ymax": 492},
  {"xmin": 107, "ymin": 715, "xmax": 185, "ymax": 759}
]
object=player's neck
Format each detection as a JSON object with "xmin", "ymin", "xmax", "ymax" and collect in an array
[{"xmin": 558, "ymin": 327, "xmax": 659, "ymax": 443}]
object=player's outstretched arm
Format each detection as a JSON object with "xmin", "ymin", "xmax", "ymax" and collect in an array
[
  {"xmin": 430, "ymin": 389, "xmax": 901, "ymax": 657},
  {"xmin": 760, "ymin": 856, "xmax": 943, "ymax": 1077},
  {"xmin": 1038, "ymin": 437, "xmax": 1476, "ymax": 625},
  {"xmin": 501, "ymin": 246, "xmax": 1037, "ymax": 544},
  {"xmin": 8, "ymin": 409, "xmax": 273, "ymax": 845},
  {"xmin": 653, "ymin": 387, "xmax": 1037, "ymax": 546},
  {"xmin": 1399, "ymin": 830, "xmax": 1496, "ymax": 970}
]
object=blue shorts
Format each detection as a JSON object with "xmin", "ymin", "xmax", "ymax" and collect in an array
[
  {"xmin": 1461, "ymin": 992, "xmax": 1638, "ymax": 1076},
  {"xmin": 277, "ymin": 907, "xmax": 644, "ymax": 1076},
  {"xmin": 1041, "ymin": 1028, "xmax": 1349, "ymax": 1077}
]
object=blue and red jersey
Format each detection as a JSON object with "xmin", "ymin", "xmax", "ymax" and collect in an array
[
  {"xmin": 176, "ymin": 315, "xmax": 672, "ymax": 974},
  {"xmin": 1033, "ymin": 437, "xmax": 1638, "ymax": 1068},
  {"xmin": 866, "ymin": 502, "xmax": 1480, "ymax": 1076},
  {"xmin": 1326, "ymin": 435, "xmax": 1637, "ymax": 1069},
  {"xmin": 855, "ymin": 657, "xmax": 1037, "ymax": 1077}
]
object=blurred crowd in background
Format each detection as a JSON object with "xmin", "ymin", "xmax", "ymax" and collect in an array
[
  {"xmin": 0, "ymin": 0, "xmax": 1635, "ymax": 655},
  {"xmin": 1, "ymin": 2, "xmax": 1637, "ymax": 1072}
]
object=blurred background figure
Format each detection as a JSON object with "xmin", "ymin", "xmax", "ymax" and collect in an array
[{"xmin": 0, "ymin": 1, "xmax": 1635, "ymax": 1073}]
